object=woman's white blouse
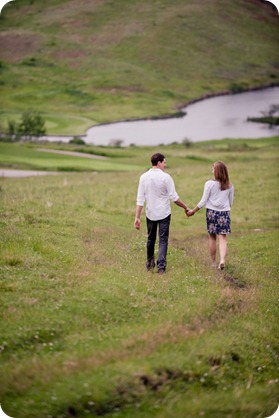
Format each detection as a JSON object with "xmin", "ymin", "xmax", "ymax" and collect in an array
[{"xmin": 198, "ymin": 180, "xmax": 234, "ymax": 211}]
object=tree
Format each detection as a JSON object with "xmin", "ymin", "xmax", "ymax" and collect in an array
[
  {"xmin": 17, "ymin": 111, "xmax": 46, "ymax": 141},
  {"xmin": 7, "ymin": 119, "xmax": 19, "ymax": 141},
  {"xmin": 267, "ymin": 104, "xmax": 279, "ymax": 117},
  {"xmin": 5, "ymin": 111, "xmax": 46, "ymax": 142}
]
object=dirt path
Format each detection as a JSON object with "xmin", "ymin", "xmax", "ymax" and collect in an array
[
  {"xmin": 37, "ymin": 148, "xmax": 108, "ymax": 160},
  {"xmin": 0, "ymin": 169, "xmax": 59, "ymax": 178}
]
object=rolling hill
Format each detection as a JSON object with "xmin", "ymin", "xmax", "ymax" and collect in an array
[{"xmin": 0, "ymin": 0, "xmax": 278, "ymax": 135}]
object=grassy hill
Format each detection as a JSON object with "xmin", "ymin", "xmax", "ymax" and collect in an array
[
  {"xmin": 0, "ymin": 0, "xmax": 279, "ymax": 135},
  {"xmin": 0, "ymin": 138, "xmax": 278, "ymax": 417}
]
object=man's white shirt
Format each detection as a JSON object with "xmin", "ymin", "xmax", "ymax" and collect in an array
[{"xmin": 136, "ymin": 168, "xmax": 179, "ymax": 221}]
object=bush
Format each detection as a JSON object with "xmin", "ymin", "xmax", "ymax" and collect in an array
[
  {"xmin": 229, "ymin": 83, "xmax": 245, "ymax": 93},
  {"xmin": 182, "ymin": 137, "xmax": 192, "ymax": 148},
  {"xmin": 109, "ymin": 139, "xmax": 124, "ymax": 147},
  {"xmin": 69, "ymin": 137, "xmax": 86, "ymax": 145}
]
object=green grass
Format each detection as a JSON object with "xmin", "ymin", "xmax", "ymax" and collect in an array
[
  {"xmin": 0, "ymin": 0, "xmax": 279, "ymax": 135},
  {"xmin": 0, "ymin": 142, "xmax": 143, "ymax": 172},
  {"xmin": 0, "ymin": 137, "xmax": 278, "ymax": 417}
]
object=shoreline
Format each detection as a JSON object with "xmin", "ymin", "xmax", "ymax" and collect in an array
[{"xmin": 84, "ymin": 82, "xmax": 279, "ymax": 132}]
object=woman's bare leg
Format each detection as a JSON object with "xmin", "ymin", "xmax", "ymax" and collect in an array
[
  {"xmin": 209, "ymin": 234, "xmax": 217, "ymax": 266},
  {"xmin": 218, "ymin": 234, "xmax": 227, "ymax": 268}
]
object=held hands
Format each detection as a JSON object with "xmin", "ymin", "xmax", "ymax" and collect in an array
[{"xmin": 185, "ymin": 208, "xmax": 195, "ymax": 217}]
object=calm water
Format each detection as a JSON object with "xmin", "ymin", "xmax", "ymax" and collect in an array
[
  {"xmin": 44, "ymin": 87, "xmax": 279, "ymax": 145},
  {"xmin": 84, "ymin": 87, "xmax": 279, "ymax": 146}
]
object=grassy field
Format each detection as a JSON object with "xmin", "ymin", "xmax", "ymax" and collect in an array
[
  {"xmin": 0, "ymin": 137, "xmax": 278, "ymax": 417},
  {"xmin": 0, "ymin": 0, "xmax": 279, "ymax": 135},
  {"xmin": 0, "ymin": 142, "xmax": 144, "ymax": 172}
]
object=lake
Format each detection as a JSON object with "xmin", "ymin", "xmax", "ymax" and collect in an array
[
  {"xmin": 46, "ymin": 87, "xmax": 279, "ymax": 146},
  {"xmin": 85, "ymin": 87, "xmax": 279, "ymax": 146}
]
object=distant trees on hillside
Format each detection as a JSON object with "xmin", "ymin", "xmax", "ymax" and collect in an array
[{"xmin": 5, "ymin": 111, "xmax": 46, "ymax": 142}]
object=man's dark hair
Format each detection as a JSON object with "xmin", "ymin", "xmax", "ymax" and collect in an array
[{"xmin": 151, "ymin": 153, "xmax": 165, "ymax": 166}]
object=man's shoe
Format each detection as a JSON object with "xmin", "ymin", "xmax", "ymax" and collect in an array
[
  {"xmin": 158, "ymin": 269, "xmax": 165, "ymax": 275},
  {"xmin": 146, "ymin": 259, "xmax": 155, "ymax": 271}
]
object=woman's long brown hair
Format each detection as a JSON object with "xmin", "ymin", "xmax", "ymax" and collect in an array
[{"xmin": 213, "ymin": 161, "xmax": 230, "ymax": 190}]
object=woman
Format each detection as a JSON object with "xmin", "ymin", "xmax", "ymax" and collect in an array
[{"xmin": 187, "ymin": 161, "xmax": 234, "ymax": 270}]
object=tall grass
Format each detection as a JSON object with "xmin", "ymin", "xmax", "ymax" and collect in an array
[{"xmin": 0, "ymin": 138, "xmax": 278, "ymax": 417}]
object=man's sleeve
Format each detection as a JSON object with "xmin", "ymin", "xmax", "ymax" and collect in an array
[
  {"xmin": 136, "ymin": 176, "xmax": 145, "ymax": 206},
  {"xmin": 167, "ymin": 175, "xmax": 179, "ymax": 202}
]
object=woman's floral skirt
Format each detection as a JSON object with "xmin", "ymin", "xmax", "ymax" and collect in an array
[{"xmin": 206, "ymin": 209, "xmax": 231, "ymax": 235}]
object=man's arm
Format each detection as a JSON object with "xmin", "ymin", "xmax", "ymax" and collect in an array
[
  {"xmin": 166, "ymin": 175, "xmax": 189, "ymax": 214},
  {"xmin": 134, "ymin": 205, "xmax": 143, "ymax": 229},
  {"xmin": 174, "ymin": 198, "xmax": 190, "ymax": 214}
]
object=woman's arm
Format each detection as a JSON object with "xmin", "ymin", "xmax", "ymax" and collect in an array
[
  {"xmin": 229, "ymin": 185, "xmax": 234, "ymax": 207},
  {"xmin": 187, "ymin": 181, "xmax": 211, "ymax": 216},
  {"xmin": 197, "ymin": 180, "xmax": 211, "ymax": 209}
]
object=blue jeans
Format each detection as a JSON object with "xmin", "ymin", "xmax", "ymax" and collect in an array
[{"xmin": 146, "ymin": 215, "xmax": 171, "ymax": 271}]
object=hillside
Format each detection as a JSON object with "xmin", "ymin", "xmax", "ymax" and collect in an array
[{"xmin": 0, "ymin": 0, "xmax": 278, "ymax": 135}]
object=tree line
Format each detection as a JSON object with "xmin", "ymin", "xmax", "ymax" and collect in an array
[{"xmin": 1, "ymin": 111, "xmax": 46, "ymax": 142}]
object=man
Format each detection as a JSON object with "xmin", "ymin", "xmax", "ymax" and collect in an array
[{"xmin": 134, "ymin": 153, "xmax": 189, "ymax": 275}]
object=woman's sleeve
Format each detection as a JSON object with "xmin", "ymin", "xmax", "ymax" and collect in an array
[{"xmin": 197, "ymin": 181, "xmax": 211, "ymax": 209}]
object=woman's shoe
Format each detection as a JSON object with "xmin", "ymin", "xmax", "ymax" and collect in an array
[{"xmin": 218, "ymin": 263, "xmax": 225, "ymax": 270}]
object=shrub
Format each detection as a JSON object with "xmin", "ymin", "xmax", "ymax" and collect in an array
[
  {"xmin": 69, "ymin": 137, "xmax": 86, "ymax": 145},
  {"xmin": 182, "ymin": 137, "xmax": 192, "ymax": 148},
  {"xmin": 109, "ymin": 139, "xmax": 124, "ymax": 147}
]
